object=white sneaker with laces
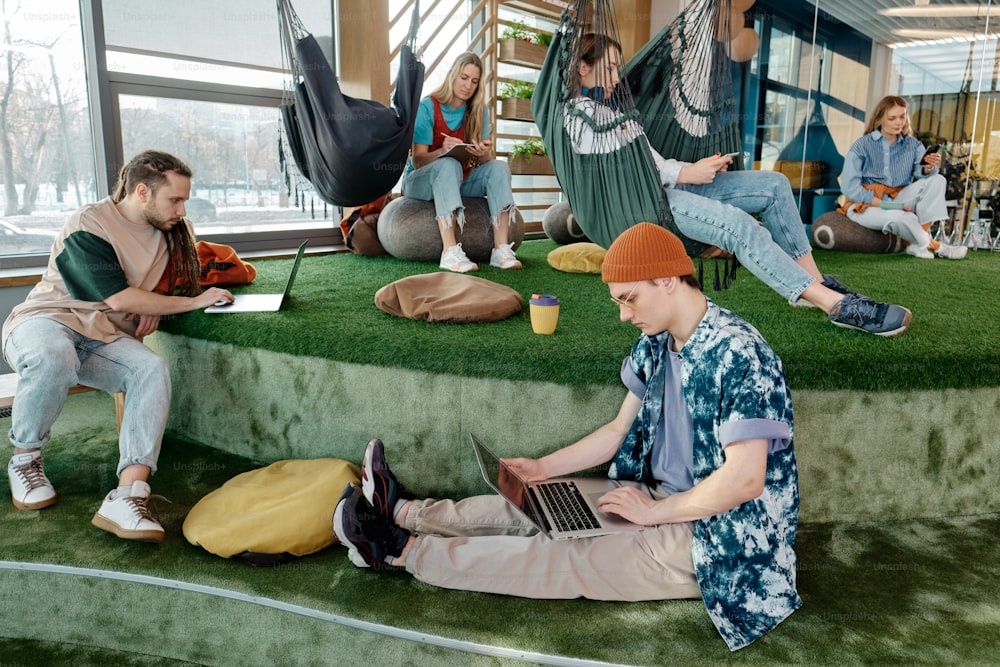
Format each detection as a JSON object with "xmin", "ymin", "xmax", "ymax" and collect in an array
[
  {"xmin": 904, "ymin": 243, "xmax": 935, "ymax": 259},
  {"xmin": 936, "ymin": 243, "xmax": 968, "ymax": 260},
  {"xmin": 439, "ymin": 244, "xmax": 477, "ymax": 273},
  {"xmin": 91, "ymin": 480, "xmax": 165, "ymax": 543},
  {"xmin": 7, "ymin": 450, "xmax": 57, "ymax": 510},
  {"xmin": 489, "ymin": 243, "xmax": 522, "ymax": 269}
]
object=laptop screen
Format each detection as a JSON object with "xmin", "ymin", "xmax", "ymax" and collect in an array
[
  {"xmin": 470, "ymin": 434, "xmax": 539, "ymax": 523},
  {"xmin": 279, "ymin": 240, "xmax": 308, "ymax": 306}
]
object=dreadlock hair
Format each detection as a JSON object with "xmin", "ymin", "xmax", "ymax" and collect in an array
[{"xmin": 112, "ymin": 150, "xmax": 201, "ymax": 297}]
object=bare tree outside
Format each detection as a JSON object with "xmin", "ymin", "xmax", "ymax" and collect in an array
[{"xmin": 1, "ymin": 0, "xmax": 97, "ymax": 255}]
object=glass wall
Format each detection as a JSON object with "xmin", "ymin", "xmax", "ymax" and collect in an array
[
  {"xmin": 1, "ymin": 0, "xmax": 334, "ymax": 269},
  {"xmin": 744, "ymin": 0, "xmax": 1000, "ymax": 241},
  {"xmin": 0, "ymin": 1, "xmax": 98, "ymax": 257}
]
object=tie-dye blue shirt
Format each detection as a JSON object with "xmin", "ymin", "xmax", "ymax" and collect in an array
[{"xmin": 610, "ymin": 300, "xmax": 802, "ymax": 651}]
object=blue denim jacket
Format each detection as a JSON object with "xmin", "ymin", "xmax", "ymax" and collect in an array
[{"xmin": 610, "ymin": 301, "xmax": 802, "ymax": 650}]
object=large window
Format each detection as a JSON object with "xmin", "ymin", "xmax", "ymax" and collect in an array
[
  {"xmin": 1, "ymin": 1, "xmax": 98, "ymax": 259},
  {"xmin": 1, "ymin": 0, "xmax": 335, "ymax": 269}
]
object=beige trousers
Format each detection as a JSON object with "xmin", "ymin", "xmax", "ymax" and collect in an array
[{"xmin": 402, "ymin": 495, "xmax": 701, "ymax": 601}]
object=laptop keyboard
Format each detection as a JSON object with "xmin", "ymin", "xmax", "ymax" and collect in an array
[{"xmin": 536, "ymin": 481, "xmax": 601, "ymax": 532}]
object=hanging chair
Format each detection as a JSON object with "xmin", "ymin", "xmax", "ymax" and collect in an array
[
  {"xmin": 625, "ymin": 0, "xmax": 744, "ymax": 165},
  {"xmin": 533, "ymin": 0, "xmax": 746, "ymax": 256},
  {"xmin": 277, "ymin": 0, "xmax": 424, "ymax": 207}
]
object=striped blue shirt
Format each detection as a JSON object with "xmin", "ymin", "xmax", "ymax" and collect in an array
[{"xmin": 841, "ymin": 130, "xmax": 936, "ymax": 204}]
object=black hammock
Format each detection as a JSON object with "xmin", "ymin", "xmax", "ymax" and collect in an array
[{"xmin": 277, "ymin": 0, "xmax": 424, "ymax": 207}]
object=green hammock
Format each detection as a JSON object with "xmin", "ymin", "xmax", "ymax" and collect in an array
[
  {"xmin": 626, "ymin": 0, "xmax": 743, "ymax": 166},
  {"xmin": 532, "ymin": 0, "xmax": 743, "ymax": 256}
]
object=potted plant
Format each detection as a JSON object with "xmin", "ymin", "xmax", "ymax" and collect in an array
[
  {"xmin": 507, "ymin": 137, "xmax": 553, "ymax": 176},
  {"xmin": 497, "ymin": 80, "xmax": 535, "ymax": 122},
  {"xmin": 499, "ymin": 20, "xmax": 549, "ymax": 68}
]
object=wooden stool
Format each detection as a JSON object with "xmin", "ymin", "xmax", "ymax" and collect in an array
[{"xmin": 0, "ymin": 373, "xmax": 125, "ymax": 432}]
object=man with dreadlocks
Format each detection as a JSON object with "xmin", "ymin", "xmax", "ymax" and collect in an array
[{"xmin": 3, "ymin": 149, "xmax": 234, "ymax": 542}]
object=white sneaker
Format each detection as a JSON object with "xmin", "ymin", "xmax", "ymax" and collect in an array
[
  {"xmin": 91, "ymin": 480, "xmax": 165, "ymax": 543},
  {"xmin": 7, "ymin": 451, "xmax": 57, "ymax": 510},
  {"xmin": 904, "ymin": 244, "xmax": 935, "ymax": 259},
  {"xmin": 936, "ymin": 243, "xmax": 968, "ymax": 260},
  {"xmin": 439, "ymin": 244, "xmax": 477, "ymax": 273},
  {"xmin": 489, "ymin": 243, "xmax": 522, "ymax": 269}
]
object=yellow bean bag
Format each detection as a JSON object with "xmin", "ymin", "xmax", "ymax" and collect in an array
[
  {"xmin": 183, "ymin": 458, "xmax": 360, "ymax": 563},
  {"xmin": 547, "ymin": 242, "xmax": 606, "ymax": 274}
]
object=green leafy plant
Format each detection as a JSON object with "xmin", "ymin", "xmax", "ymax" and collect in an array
[
  {"xmin": 498, "ymin": 81, "xmax": 536, "ymax": 100},
  {"xmin": 500, "ymin": 20, "xmax": 550, "ymax": 46},
  {"xmin": 500, "ymin": 19, "xmax": 536, "ymax": 42},
  {"xmin": 510, "ymin": 137, "xmax": 547, "ymax": 159}
]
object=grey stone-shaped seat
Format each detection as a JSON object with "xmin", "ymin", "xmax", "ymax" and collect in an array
[
  {"xmin": 542, "ymin": 201, "xmax": 590, "ymax": 245},
  {"xmin": 377, "ymin": 196, "xmax": 525, "ymax": 263}
]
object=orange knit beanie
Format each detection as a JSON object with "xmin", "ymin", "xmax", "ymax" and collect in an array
[{"xmin": 601, "ymin": 222, "xmax": 695, "ymax": 283}]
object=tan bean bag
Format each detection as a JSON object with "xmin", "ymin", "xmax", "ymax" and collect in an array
[
  {"xmin": 375, "ymin": 272, "xmax": 524, "ymax": 323},
  {"xmin": 183, "ymin": 458, "xmax": 360, "ymax": 563}
]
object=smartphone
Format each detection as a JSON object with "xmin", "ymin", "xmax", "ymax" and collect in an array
[
  {"xmin": 880, "ymin": 201, "xmax": 904, "ymax": 210},
  {"xmin": 922, "ymin": 144, "xmax": 940, "ymax": 164}
]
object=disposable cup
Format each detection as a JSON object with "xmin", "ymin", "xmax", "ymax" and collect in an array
[{"xmin": 529, "ymin": 294, "xmax": 560, "ymax": 335}]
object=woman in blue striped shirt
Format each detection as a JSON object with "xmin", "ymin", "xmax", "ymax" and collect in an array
[{"xmin": 840, "ymin": 95, "xmax": 966, "ymax": 260}]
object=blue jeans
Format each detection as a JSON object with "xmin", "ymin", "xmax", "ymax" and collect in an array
[
  {"xmin": 4, "ymin": 318, "xmax": 170, "ymax": 476},
  {"xmin": 668, "ymin": 170, "xmax": 815, "ymax": 301},
  {"xmin": 401, "ymin": 158, "xmax": 515, "ymax": 228}
]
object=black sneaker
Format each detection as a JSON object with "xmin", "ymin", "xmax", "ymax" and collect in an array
[
  {"xmin": 361, "ymin": 438, "xmax": 415, "ymax": 519},
  {"xmin": 333, "ymin": 484, "xmax": 411, "ymax": 570},
  {"xmin": 828, "ymin": 293, "xmax": 912, "ymax": 337},
  {"xmin": 790, "ymin": 274, "xmax": 855, "ymax": 307}
]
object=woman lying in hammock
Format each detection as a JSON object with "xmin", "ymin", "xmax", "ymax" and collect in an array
[{"xmin": 565, "ymin": 33, "xmax": 913, "ymax": 338}]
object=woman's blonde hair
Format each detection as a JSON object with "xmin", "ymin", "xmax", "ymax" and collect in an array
[
  {"xmin": 428, "ymin": 52, "xmax": 485, "ymax": 145},
  {"xmin": 865, "ymin": 95, "xmax": 912, "ymax": 136}
]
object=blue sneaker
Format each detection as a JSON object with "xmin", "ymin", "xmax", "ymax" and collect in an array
[
  {"xmin": 361, "ymin": 438, "xmax": 415, "ymax": 520},
  {"xmin": 828, "ymin": 293, "xmax": 912, "ymax": 337},
  {"xmin": 333, "ymin": 484, "xmax": 410, "ymax": 570},
  {"xmin": 790, "ymin": 274, "xmax": 855, "ymax": 308}
]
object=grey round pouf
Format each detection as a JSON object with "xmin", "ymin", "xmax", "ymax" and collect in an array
[
  {"xmin": 542, "ymin": 201, "xmax": 590, "ymax": 245},
  {"xmin": 377, "ymin": 197, "xmax": 525, "ymax": 263}
]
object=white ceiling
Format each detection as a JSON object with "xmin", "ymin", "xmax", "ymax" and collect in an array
[
  {"xmin": 808, "ymin": 0, "xmax": 1000, "ymax": 48},
  {"xmin": 804, "ymin": 0, "xmax": 1000, "ymax": 91}
]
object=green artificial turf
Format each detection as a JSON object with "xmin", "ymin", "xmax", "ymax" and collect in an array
[
  {"xmin": 2, "ymin": 392, "xmax": 999, "ymax": 666},
  {"xmin": 159, "ymin": 240, "xmax": 1000, "ymax": 392}
]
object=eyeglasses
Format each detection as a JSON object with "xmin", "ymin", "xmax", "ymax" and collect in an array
[{"xmin": 610, "ymin": 281, "xmax": 641, "ymax": 308}]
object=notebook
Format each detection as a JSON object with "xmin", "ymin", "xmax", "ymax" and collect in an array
[
  {"xmin": 470, "ymin": 433, "xmax": 652, "ymax": 540},
  {"xmin": 205, "ymin": 241, "xmax": 308, "ymax": 313}
]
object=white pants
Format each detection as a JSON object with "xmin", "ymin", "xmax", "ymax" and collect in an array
[
  {"xmin": 402, "ymin": 495, "xmax": 700, "ymax": 601},
  {"xmin": 846, "ymin": 174, "xmax": 948, "ymax": 249}
]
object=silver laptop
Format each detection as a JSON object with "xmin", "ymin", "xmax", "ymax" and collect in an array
[
  {"xmin": 470, "ymin": 433, "xmax": 652, "ymax": 540},
  {"xmin": 205, "ymin": 241, "xmax": 308, "ymax": 313}
]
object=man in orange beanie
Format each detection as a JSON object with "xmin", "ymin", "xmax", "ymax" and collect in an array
[{"xmin": 334, "ymin": 222, "xmax": 801, "ymax": 651}]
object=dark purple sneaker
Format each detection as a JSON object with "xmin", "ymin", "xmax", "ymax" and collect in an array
[
  {"xmin": 332, "ymin": 484, "xmax": 410, "ymax": 570},
  {"xmin": 361, "ymin": 438, "xmax": 415, "ymax": 519}
]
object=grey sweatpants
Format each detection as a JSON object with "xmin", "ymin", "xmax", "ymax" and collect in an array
[{"xmin": 401, "ymin": 494, "xmax": 700, "ymax": 601}]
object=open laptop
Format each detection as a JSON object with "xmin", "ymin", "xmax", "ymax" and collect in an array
[
  {"xmin": 470, "ymin": 433, "xmax": 653, "ymax": 540},
  {"xmin": 205, "ymin": 241, "xmax": 308, "ymax": 313}
]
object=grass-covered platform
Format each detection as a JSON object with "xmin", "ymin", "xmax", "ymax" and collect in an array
[{"xmin": 3, "ymin": 240, "xmax": 999, "ymax": 665}]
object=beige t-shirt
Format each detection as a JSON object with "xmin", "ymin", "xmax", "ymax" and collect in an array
[{"xmin": 2, "ymin": 198, "xmax": 169, "ymax": 348}]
